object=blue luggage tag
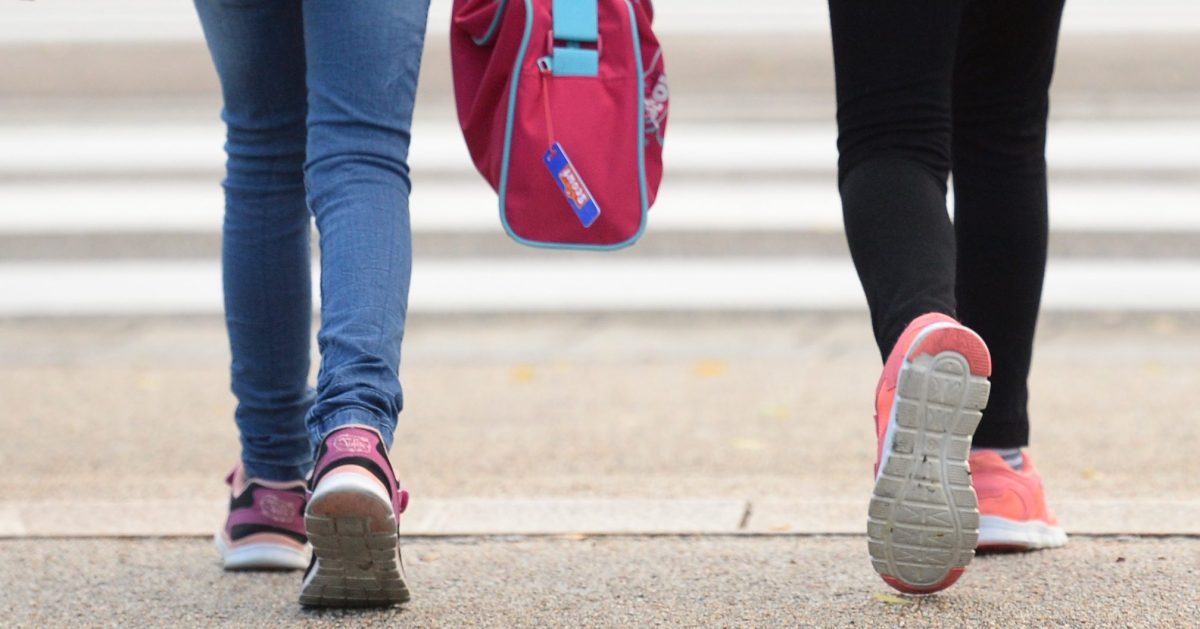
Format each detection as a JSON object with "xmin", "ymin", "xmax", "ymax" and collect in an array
[{"xmin": 543, "ymin": 142, "xmax": 601, "ymax": 228}]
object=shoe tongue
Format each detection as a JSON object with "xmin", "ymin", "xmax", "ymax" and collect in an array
[{"xmin": 226, "ymin": 466, "xmax": 248, "ymax": 493}]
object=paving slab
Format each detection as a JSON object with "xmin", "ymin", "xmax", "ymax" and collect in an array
[
  {"xmin": 8, "ymin": 496, "xmax": 1200, "ymax": 538},
  {"xmin": 746, "ymin": 499, "xmax": 1200, "ymax": 536},
  {"xmin": 404, "ymin": 498, "xmax": 749, "ymax": 536},
  {"xmin": 1, "ymin": 537, "xmax": 1197, "ymax": 627},
  {"xmin": 0, "ymin": 498, "xmax": 748, "ymax": 538}
]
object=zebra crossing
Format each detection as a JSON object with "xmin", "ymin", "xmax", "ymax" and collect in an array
[{"xmin": 1, "ymin": 117, "xmax": 1198, "ymax": 316}]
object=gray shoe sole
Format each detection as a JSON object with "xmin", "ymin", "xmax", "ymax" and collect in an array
[
  {"xmin": 299, "ymin": 473, "xmax": 410, "ymax": 607},
  {"xmin": 868, "ymin": 349, "xmax": 990, "ymax": 590}
]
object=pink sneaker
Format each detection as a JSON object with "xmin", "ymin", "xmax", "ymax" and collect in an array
[
  {"xmin": 299, "ymin": 425, "xmax": 411, "ymax": 607},
  {"xmin": 971, "ymin": 450, "xmax": 1068, "ymax": 550},
  {"xmin": 868, "ymin": 313, "xmax": 991, "ymax": 594},
  {"xmin": 215, "ymin": 465, "xmax": 309, "ymax": 570}
]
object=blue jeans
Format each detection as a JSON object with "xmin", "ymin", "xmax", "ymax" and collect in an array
[{"xmin": 194, "ymin": 0, "xmax": 430, "ymax": 481}]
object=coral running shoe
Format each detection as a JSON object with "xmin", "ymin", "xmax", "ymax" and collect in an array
[
  {"xmin": 299, "ymin": 425, "xmax": 411, "ymax": 607},
  {"xmin": 868, "ymin": 313, "xmax": 992, "ymax": 594},
  {"xmin": 971, "ymin": 450, "xmax": 1067, "ymax": 550},
  {"xmin": 215, "ymin": 465, "xmax": 309, "ymax": 570}
]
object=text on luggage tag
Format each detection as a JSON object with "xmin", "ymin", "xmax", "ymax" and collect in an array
[{"xmin": 543, "ymin": 142, "xmax": 601, "ymax": 228}]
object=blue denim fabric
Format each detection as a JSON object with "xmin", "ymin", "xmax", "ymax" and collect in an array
[{"xmin": 194, "ymin": 0, "xmax": 430, "ymax": 481}]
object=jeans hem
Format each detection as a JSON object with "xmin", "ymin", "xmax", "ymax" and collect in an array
[{"xmin": 240, "ymin": 459, "xmax": 312, "ymax": 483}]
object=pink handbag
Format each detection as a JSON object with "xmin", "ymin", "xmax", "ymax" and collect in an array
[{"xmin": 451, "ymin": 0, "xmax": 668, "ymax": 249}]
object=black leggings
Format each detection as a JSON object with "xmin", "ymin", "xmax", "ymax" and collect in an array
[{"xmin": 829, "ymin": 0, "xmax": 1066, "ymax": 448}]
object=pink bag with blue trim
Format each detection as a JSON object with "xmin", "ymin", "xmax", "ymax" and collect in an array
[{"xmin": 451, "ymin": 0, "xmax": 668, "ymax": 250}]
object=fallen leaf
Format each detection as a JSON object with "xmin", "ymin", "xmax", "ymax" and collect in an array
[
  {"xmin": 732, "ymin": 438, "xmax": 766, "ymax": 451},
  {"xmin": 872, "ymin": 593, "xmax": 914, "ymax": 606},
  {"xmin": 510, "ymin": 365, "xmax": 536, "ymax": 383},
  {"xmin": 692, "ymin": 360, "xmax": 728, "ymax": 378},
  {"xmin": 1082, "ymin": 467, "xmax": 1103, "ymax": 481},
  {"xmin": 418, "ymin": 552, "xmax": 439, "ymax": 562},
  {"xmin": 136, "ymin": 374, "xmax": 163, "ymax": 391},
  {"xmin": 759, "ymin": 404, "xmax": 790, "ymax": 420}
]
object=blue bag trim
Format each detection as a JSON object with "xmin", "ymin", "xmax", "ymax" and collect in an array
[
  {"xmin": 494, "ymin": 0, "xmax": 649, "ymax": 251},
  {"xmin": 473, "ymin": 0, "xmax": 512, "ymax": 45},
  {"xmin": 553, "ymin": 0, "xmax": 599, "ymax": 42}
]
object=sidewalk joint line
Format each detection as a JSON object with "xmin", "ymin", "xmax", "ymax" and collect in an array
[
  {"xmin": 738, "ymin": 501, "xmax": 753, "ymax": 530},
  {"xmin": 7, "ymin": 532, "xmax": 1200, "ymax": 542}
]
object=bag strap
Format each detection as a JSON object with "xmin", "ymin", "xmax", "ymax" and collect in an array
[
  {"xmin": 550, "ymin": 0, "xmax": 599, "ymax": 76},
  {"xmin": 553, "ymin": 0, "xmax": 598, "ymax": 43}
]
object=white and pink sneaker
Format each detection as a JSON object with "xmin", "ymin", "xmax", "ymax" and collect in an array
[
  {"xmin": 215, "ymin": 466, "xmax": 310, "ymax": 570},
  {"xmin": 299, "ymin": 426, "xmax": 411, "ymax": 607}
]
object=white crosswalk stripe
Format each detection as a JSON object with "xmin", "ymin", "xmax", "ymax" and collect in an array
[
  {"xmin": 3, "ymin": 179, "xmax": 1200, "ymax": 234},
  {"xmin": 2, "ymin": 259, "xmax": 1199, "ymax": 316},
  {"xmin": 3, "ymin": 122, "xmax": 1198, "ymax": 177},
  {"xmin": 2, "ymin": 117, "xmax": 1197, "ymax": 315}
]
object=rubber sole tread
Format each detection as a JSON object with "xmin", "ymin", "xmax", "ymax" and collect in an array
[
  {"xmin": 299, "ymin": 483, "xmax": 409, "ymax": 607},
  {"xmin": 869, "ymin": 348, "xmax": 991, "ymax": 591}
]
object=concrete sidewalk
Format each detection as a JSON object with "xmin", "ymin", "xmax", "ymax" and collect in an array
[
  {"xmin": 1, "ymin": 312, "xmax": 1198, "ymax": 524},
  {"xmin": 2, "ymin": 312, "xmax": 1199, "ymax": 625},
  {"xmin": 3, "ymin": 537, "xmax": 1197, "ymax": 627}
]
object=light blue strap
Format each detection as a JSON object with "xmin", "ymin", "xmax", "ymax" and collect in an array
[
  {"xmin": 551, "ymin": 0, "xmax": 599, "ymax": 76},
  {"xmin": 550, "ymin": 47, "xmax": 599, "ymax": 76},
  {"xmin": 553, "ymin": 0, "xmax": 598, "ymax": 43}
]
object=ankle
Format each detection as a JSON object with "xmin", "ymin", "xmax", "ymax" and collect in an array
[{"xmin": 973, "ymin": 447, "xmax": 1024, "ymax": 470}]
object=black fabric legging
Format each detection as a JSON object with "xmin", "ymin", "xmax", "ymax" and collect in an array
[{"xmin": 829, "ymin": 0, "xmax": 1066, "ymax": 448}]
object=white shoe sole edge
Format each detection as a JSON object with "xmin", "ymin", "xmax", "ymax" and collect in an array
[
  {"xmin": 869, "ymin": 325, "xmax": 991, "ymax": 590},
  {"xmin": 299, "ymin": 471, "xmax": 409, "ymax": 607},
  {"xmin": 213, "ymin": 530, "xmax": 310, "ymax": 571},
  {"xmin": 978, "ymin": 515, "xmax": 1069, "ymax": 550}
]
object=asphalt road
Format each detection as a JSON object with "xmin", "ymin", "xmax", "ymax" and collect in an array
[{"xmin": 3, "ymin": 536, "xmax": 1197, "ymax": 627}]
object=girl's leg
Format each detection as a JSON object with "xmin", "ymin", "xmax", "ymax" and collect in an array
[
  {"xmin": 829, "ymin": 0, "xmax": 965, "ymax": 358},
  {"xmin": 953, "ymin": 1, "xmax": 1069, "ymax": 554},
  {"xmin": 294, "ymin": 0, "xmax": 430, "ymax": 606},
  {"xmin": 952, "ymin": 0, "xmax": 1067, "ymax": 449},
  {"xmin": 194, "ymin": 0, "xmax": 313, "ymax": 482},
  {"xmin": 830, "ymin": 0, "xmax": 997, "ymax": 595},
  {"xmin": 301, "ymin": 0, "xmax": 430, "ymax": 450}
]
